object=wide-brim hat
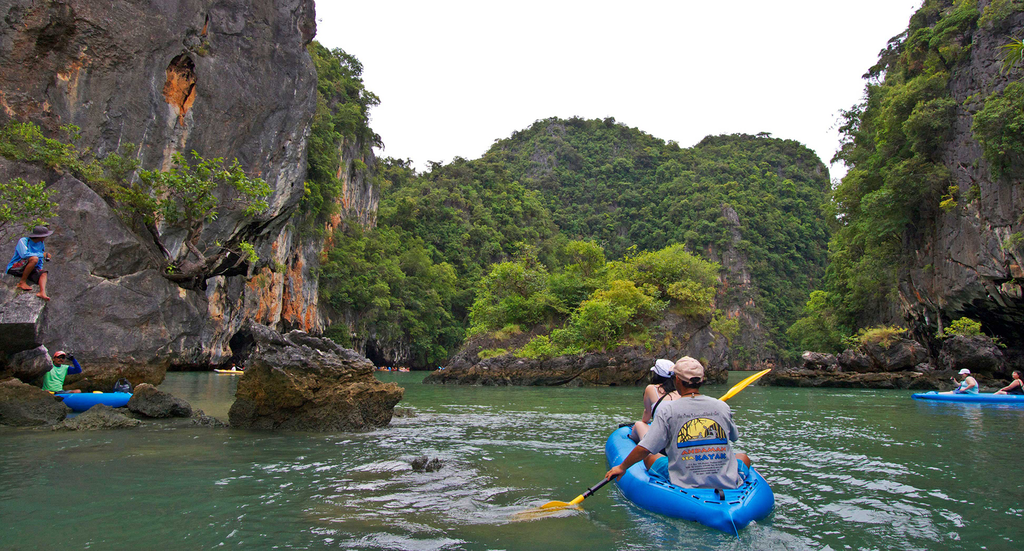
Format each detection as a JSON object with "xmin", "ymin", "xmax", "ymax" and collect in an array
[
  {"xmin": 650, "ymin": 359, "xmax": 674, "ymax": 378},
  {"xmin": 28, "ymin": 225, "xmax": 53, "ymax": 238},
  {"xmin": 674, "ymin": 356, "xmax": 705, "ymax": 382}
]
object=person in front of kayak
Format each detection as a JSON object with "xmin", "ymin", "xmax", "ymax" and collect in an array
[
  {"xmin": 629, "ymin": 359, "xmax": 678, "ymax": 443},
  {"xmin": 943, "ymin": 368, "xmax": 979, "ymax": 395},
  {"xmin": 42, "ymin": 350, "xmax": 83, "ymax": 393},
  {"xmin": 995, "ymin": 370, "xmax": 1023, "ymax": 395},
  {"xmin": 606, "ymin": 356, "xmax": 751, "ymax": 489}
]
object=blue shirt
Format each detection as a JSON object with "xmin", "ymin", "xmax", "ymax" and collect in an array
[{"xmin": 7, "ymin": 237, "xmax": 46, "ymax": 272}]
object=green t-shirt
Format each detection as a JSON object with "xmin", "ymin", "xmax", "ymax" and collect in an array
[{"xmin": 41, "ymin": 364, "xmax": 69, "ymax": 392}]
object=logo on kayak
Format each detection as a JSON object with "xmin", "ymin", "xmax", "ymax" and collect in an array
[{"xmin": 676, "ymin": 417, "xmax": 728, "ymax": 448}]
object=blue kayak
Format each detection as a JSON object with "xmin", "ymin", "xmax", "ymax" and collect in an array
[
  {"xmin": 605, "ymin": 426, "xmax": 774, "ymax": 535},
  {"xmin": 912, "ymin": 391, "xmax": 1024, "ymax": 404},
  {"xmin": 55, "ymin": 392, "xmax": 132, "ymax": 412}
]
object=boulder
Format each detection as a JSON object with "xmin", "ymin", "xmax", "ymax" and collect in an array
[
  {"xmin": 52, "ymin": 404, "xmax": 142, "ymax": 431},
  {"xmin": 938, "ymin": 335, "xmax": 1005, "ymax": 375},
  {"xmin": 0, "ymin": 377, "xmax": 70, "ymax": 426},
  {"xmin": 127, "ymin": 383, "xmax": 192, "ymax": 418},
  {"xmin": 801, "ymin": 351, "xmax": 839, "ymax": 371},
  {"xmin": 228, "ymin": 323, "xmax": 404, "ymax": 431},
  {"xmin": 0, "ymin": 286, "xmax": 47, "ymax": 354},
  {"xmin": 837, "ymin": 349, "xmax": 874, "ymax": 373},
  {"xmin": 862, "ymin": 339, "xmax": 930, "ymax": 372},
  {"xmin": 0, "ymin": 345, "xmax": 52, "ymax": 383}
]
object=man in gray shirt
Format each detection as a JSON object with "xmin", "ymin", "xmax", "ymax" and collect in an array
[{"xmin": 605, "ymin": 356, "xmax": 750, "ymax": 489}]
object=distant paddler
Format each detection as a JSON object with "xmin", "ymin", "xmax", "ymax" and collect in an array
[{"xmin": 942, "ymin": 368, "xmax": 979, "ymax": 395}]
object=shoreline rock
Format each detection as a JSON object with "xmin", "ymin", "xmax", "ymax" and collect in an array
[
  {"xmin": 228, "ymin": 322, "xmax": 404, "ymax": 431},
  {"xmin": 52, "ymin": 404, "xmax": 142, "ymax": 431},
  {"xmin": 127, "ymin": 383, "xmax": 192, "ymax": 418},
  {"xmin": 0, "ymin": 377, "xmax": 70, "ymax": 426}
]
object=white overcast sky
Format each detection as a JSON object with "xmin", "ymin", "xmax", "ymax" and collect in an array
[{"xmin": 315, "ymin": 1, "xmax": 922, "ymax": 181}]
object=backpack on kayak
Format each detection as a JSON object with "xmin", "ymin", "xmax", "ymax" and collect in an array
[{"xmin": 112, "ymin": 378, "xmax": 132, "ymax": 393}]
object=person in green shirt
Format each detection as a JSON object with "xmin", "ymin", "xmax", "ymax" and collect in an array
[{"xmin": 42, "ymin": 350, "xmax": 83, "ymax": 393}]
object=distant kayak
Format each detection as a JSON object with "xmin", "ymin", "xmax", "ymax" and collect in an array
[
  {"xmin": 214, "ymin": 369, "xmax": 244, "ymax": 375},
  {"xmin": 55, "ymin": 392, "xmax": 132, "ymax": 412},
  {"xmin": 912, "ymin": 391, "xmax": 1024, "ymax": 404},
  {"xmin": 604, "ymin": 426, "xmax": 774, "ymax": 535}
]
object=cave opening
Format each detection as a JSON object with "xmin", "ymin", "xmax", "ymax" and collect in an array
[{"xmin": 363, "ymin": 340, "xmax": 387, "ymax": 367}]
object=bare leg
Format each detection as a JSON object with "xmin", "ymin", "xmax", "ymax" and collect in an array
[
  {"xmin": 16, "ymin": 256, "xmax": 37, "ymax": 291},
  {"xmin": 736, "ymin": 452, "xmax": 751, "ymax": 467},
  {"xmin": 36, "ymin": 271, "xmax": 49, "ymax": 301},
  {"xmin": 630, "ymin": 421, "xmax": 650, "ymax": 443}
]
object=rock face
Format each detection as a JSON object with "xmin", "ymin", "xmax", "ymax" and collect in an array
[
  {"xmin": 837, "ymin": 339, "xmax": 930, "ymax": 373},
  {"xmin": 938, "ymin": 335, "xmax": 1005, "ymax": 375},
  {"xmin": 0, "ymin": 285, "xmax": 47, "ymax": 354},
  {"xmin": 801, "ymin": 352, "xmax": 839, "ymax": 371},
  {"xmin": 0, "ymin": 345, "xmax": 52, "ymax": 383},
  {"xmin": 52, "ymin": 404, "xmax": 142, "ymax": 431},
  {"xmin": 425, "ymin": 319, "xmax": 729, "ymax": 387},
  {"xmin": 127, "ymin": 383, "xmax": 192, "ymax": 418},
  {"xmin": 764, "ymin": 369, "xmax": 945, "ymax": 390},
  {"xmin": 895, "ymin": 9, "xmax": 1024, "ymax": 348},
  {"xmin": 228, "ymin": 323, "xmax": 404, "ymax": 431},
  {"xmin": 0, "ymin": 377, "xmax": 70, "ymax": 426},
  {"xmin": 0, "ymin": 1, "xmax": 328, "ymax": 379}
]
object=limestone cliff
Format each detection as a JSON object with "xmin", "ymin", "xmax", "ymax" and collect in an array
[
  {"xmin": 0, "ymin": 0, "xmax": 327, "ymax": 383},
  {"xmin": 897, "ymin": 5, "xmax": 1024, "ymax": 359}
]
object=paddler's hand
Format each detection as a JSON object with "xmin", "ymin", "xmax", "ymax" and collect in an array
[{"xmin": 605, "ymin": 465, "xmax": 626, "ymax": 481}]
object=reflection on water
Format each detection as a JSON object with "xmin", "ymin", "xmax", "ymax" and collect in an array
[{"xmin": 0, "ymin": 372, "xmax": 1022, "ymax": 550}]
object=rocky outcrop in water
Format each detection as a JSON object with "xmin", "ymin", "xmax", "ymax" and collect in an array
[
  {"xmin": 425, "ymin": 319, "xmax": 729, "ymax": 387},
  {"xmin": 764, "ymin": 369, "xmax": 945, "ymax": 390},
  {"xmin": 937, "ymin": 335, "xmax": 1005, "ymax": 375},
  {"xmin": 127, "ymin": 383, "xmax": 192, "ymax": 418},
  {"xmin": 0, "ymin": 0, "xmax": 327, "ymax": 377},
  {"xmin": 228, "ymin": 323, "xmax": 403, "ymax": 431},
  {"xmin": 0, "ymin": 377, "xmax": 69, "ymax": 426},
  {"xmin": 52, "ymin": 404, "xmax": 142, "ymax": 431}
]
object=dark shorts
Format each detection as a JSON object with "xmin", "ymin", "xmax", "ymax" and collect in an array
[{"xmin": 7, "ymin": 265, "xmax": 45, "ymax": 284}]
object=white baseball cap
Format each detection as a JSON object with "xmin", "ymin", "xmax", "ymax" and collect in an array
[
  {"xmin": 651, "ymin": 359, "xmax": 674, "ymax": 378},
  {"xmin": 958, "ymin": 368, "xmax": 971, "ymax": 375}
]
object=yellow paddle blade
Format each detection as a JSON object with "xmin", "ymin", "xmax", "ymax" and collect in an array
[
  {"xmin": 540, "ymin": 499, "xmax": 575, "ymax": 509},
  {"xmin": 719, "ymin": 368, "xmax": 771, "ymax": 402}
]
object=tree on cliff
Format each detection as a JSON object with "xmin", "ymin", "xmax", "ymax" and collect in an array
[
  {"xmin": 0, "ymin": 177, "xmax": 56, "ymax": 242},
  {"xmin": 112, "ymin": 150, "xmax": 271, "ymax": 290}
]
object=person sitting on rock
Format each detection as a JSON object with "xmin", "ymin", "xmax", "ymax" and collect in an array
[
  {"xmin": 41, "ymin": 350, "xmax": 83, "ymax": 393},
  {"xmin": 943, "ymin": 368, "xmax": 979, "ymax": 395},
  {"xmin": 629, "ymin": 359, "xmax": 678, "ymax": 444},
  {"xmin": 6, "ymin": 225, "xmax": 53, "ymax": 301},
  {"xmin": 995, "ymin": 370, "xmax": 1023, "ymax": 395},
  {"xmin": 606, "ymin": 356, "xmax": 752, "ymax": 490}
]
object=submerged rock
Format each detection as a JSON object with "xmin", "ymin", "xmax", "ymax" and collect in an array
[
  {"xmin": 52, "ymin": 404, "xmax": 142, "ymax": 431},
  {"xmin": 0, "ymin": 377, "xmax": 70, "ymax": 426},
  {"xmin": 228, "ymin": 323, "xmax": 404, "ymax": 431},
  {"xmin": 411, "ymin": 456, "xmax": 443, "ymax": 472},
  {"xmin": 190, "ymin": 408, "xmax": 227, "ymax": 428},
  {"xmin": 127, "ymin": 384, "xmax": 192, "ymax": 418}
]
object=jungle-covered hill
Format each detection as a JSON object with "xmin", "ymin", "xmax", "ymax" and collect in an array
[{"xmin": 317, "ymin": 111, "xmax": 833, "ymax": 368}]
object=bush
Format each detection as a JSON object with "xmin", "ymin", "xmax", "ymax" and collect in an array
[
  {"xmin": 941, "ymin": 317, "xmax": 983, "ymax": 338},
  {"xmin": 477, "ymin": 348, "xmax": 508, "ymax": 359},
  {"xmin": 849, "ymin": 325, "xmax": 907, "ymax": 349},
  {"xmin": 0, "ymin": 177, "xmax": 57, "ymax": 242}
]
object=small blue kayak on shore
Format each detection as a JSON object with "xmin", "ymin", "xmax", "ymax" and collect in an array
[
  {"xmin": 912, "ymin": 391, "xmax": 1024, "ymax": 404},
  {"xmin": 604, "ymin": 426, "xmax": 774, "ymax": 535},
  {"xmin": 55, "ymin": 392, "xmax": 132, "ymax": 412}
]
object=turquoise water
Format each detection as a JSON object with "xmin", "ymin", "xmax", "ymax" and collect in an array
[{"xmin": 1, "ymin": 371, "xmax": 1022, "ymax": 549}]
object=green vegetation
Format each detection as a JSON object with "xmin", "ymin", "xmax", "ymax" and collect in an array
[
  {"xmin": 302, "ymin": 41, "xmax": 382, "ymax": 232},
  {"xmin": 940, "ymin": 317, "xmax": 983, "ymax": 338},
  {"xmin": 849, "ymin": 325, "xmax": 908, "ymax": 348},
  {"xmin": 0, "ymin": 177, "xmax": 57, "ymax": 241},
  {"xmin": 0, "ymin": 120, "xmax": 269, "ymax": 289},
  {"xmin": 472, "ymin": 241, "xmax": 720, "ymax": 359},
  {"xmin": 788, "ymin": 0, "xmax": 1009, "ymax": 349}
]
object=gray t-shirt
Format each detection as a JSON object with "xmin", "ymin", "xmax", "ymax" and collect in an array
[{"xmin": 637, "ymin": 394, "xmax": 742, "ymax": 489}]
